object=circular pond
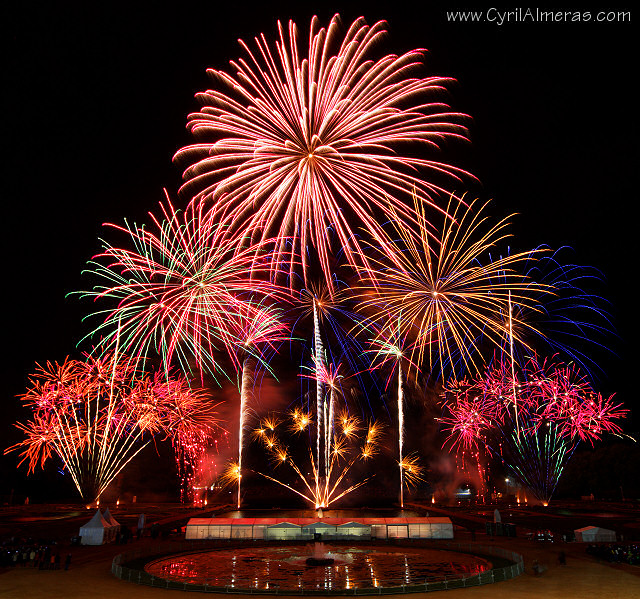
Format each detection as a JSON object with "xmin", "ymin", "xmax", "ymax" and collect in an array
[{"xmin": 144, "ymin": 544, "xmax": 492, "ymax": 591}]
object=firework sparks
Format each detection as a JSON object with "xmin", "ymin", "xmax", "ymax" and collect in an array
[
  {"xmin": 364, "ymin": 325, "xmax": 421, "ymax": 508},
  {"xmin": 173, "ymin": 15, "xmax": 471, "ymax": 291},
  {"xmin": 441, "ymin": 354, "xmax": 626, "ymax": 502},
  {"xmin": 338, "ymin": 410, "xmax": 360, "ymax": 438},
  {"xmin": 6, "ymin": 354, "xmax": 219, "ymax": 502},
  {"xmin": 230, "ymin": 302, "xmax": 289, "ymax": 508},
  {"xmin": 220, "ymin": 460, "xmax": 242, "ymax": 489},
  {"xmin": 77, "ymin": 195, "xmax": 285, "ymax": 380},
  {"xmin": 399, "ymin": 453, "xmax": 425, "ymax": 489},
  {"xmin": 253, "ymin": 410, "xmax": 381, "ymax": 509},
  {"xmin": 361, "ymin": 421, "xmax": 384, "ymax": 461},
  {"xmin": 141, "ymin": 373, "xmax": 221, "ymax": 501},
  {"xmin": 357, "ymin": 195, "xmax": 545, "ymax": 380},
  {"xmin": 508, "ymin": 247, "xmax": 615, "ymax": 378},
  {"xmin": 289, "ymin": 408, "xmax": 313, "ymax": 433}
]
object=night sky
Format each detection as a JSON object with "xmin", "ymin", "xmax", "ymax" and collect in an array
[{"xmin": 2, "ymin": 2, "xmax": 636, "ymax": 497}]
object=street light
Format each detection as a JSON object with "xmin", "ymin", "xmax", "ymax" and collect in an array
[{"xmin": 505, "ymin": 477, "xmax": 511, "ymax": 501}]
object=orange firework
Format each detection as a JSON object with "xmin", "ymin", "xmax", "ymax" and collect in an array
[
  {"xmin": 358, "ymin": 194, "xmax": 546, "ymax": 380},
  {"xmin": 6, "ymin": 354, "xmax": 219, "ymax": 502},
  {"xmin": 252, "ymin": 410, "xmax": 383, "ymax": 509}
]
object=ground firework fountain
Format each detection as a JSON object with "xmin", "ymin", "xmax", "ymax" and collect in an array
[{"xmin": 252, "ymin": 407, "xmax": 381, "ymax": 509}]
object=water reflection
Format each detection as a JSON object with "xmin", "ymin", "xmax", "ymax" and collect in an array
[{"xmin": 145, "ymin": 545, "xmax": 491, "ymax": 590}]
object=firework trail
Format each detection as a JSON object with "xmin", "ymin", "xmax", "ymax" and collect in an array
[
  {"xmin": 295, "ymin": 283, "xmax": 382, "ymax": 419},
  {"xmin": 302, "ymin": 356, "xmax": 343, "ymax": 491},
  {"xmin": 229, "ymin": 301, "xmax": 289, "ymax": 508},
  {"xmin": 357, "ymin": 194, "xmax": 545, "ymax": 381},
  {"xmin": 173, "ymin": 15, "xmax": 472, "ymax": 292},
  {"xmin": 296, "ymin": 285, "xmax": 359, "ymax": 500},
  {"xmin": 364, "ymin": 322, "xmax": 421, "ymax": 507},
  {"xmin": 397, "ymin": 360, "xmax": 405, "ymax": 507},
  {"xmin": 312, "ymin": 298, "xmax": 324, "ymax": 497},
  {"xmin": 500, "ymin": 246, "xmax": 615, "ymax": 380},
  {"xmin": 77, "ymin": 195, "xmax": 285, "ymax": 380}
]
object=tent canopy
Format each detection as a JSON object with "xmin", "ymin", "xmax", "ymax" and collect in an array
[
  {"xmin": 574, "ymin": 526, "xmax": 616, "ymax": 542},
  {"xmin": 79, "ymin": 509, "xmax": 112, "ymax": 545},
  {"xmin": 103, "ymin": 508, "xmax": 120, "ymax": 528},
  {"xmin": 81, "ymin": 509, "xmax": 110, "ymax": 530}
]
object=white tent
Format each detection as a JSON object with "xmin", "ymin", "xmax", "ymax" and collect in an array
[
  {"xmin": 103, "ymin": 508, "xmax": 121, "ymax": 538},
  {"xmin": 574, "ymin": 526, "xmax": 616, "ymax": 542},
  {"xmin": 337, "ymin": 522, "xmax": 370, "ymax": 538},
  {"xmin": 79, "ymin": 510, "xmax": 112, "ymax": 545},
  {"xmin": 264, "ymin": 522, "xmax": 302, "ymax": 540}
]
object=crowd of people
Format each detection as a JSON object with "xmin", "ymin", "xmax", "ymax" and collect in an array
[
  {"xmin": 586, "ymin": 543, "xmax": 640, "ymax": 565},
  {"xmin": 1, "ymin": 539, "xmax": 71, "ymax": 570}
]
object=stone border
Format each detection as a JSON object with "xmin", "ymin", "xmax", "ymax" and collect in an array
[{"xmin": 112, "ymin": 540, "xmax": 524, "ymax": 594}]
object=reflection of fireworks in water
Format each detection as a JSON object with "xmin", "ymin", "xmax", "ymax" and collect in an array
[
  {"xmin": 173, "ymin": 15, "xmax": 471, "ymax": 293},
  {"xmin": 250, "ymin": 409, "xmax": 383, "ymax": 509},
  {"xmin": 6, "ymin": 354, "xmax": 219, "ymax": 501},
  {"xmin": 440, "ymin": 355, "xmax": 626, "ymax": 502}
]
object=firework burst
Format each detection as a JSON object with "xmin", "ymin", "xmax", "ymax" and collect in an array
[
  {"xmin": 78, "ymin": 196, "xmax": 284, "ymax": 380},
  {"xmin": 358, "ymin": 195, "xmax": 545, "ymax": 380},
  {"xmin": 399, "ymin": 453, "xmax": 425, "ymax": 489},
  {"xmin": 6, "ymin": 354, "xmax": 219, "ymax": 501},
  {"xmin": 173, "ymin": 15, "xmax": 471, "ymax": 291},
  {"xmin": 250, "ymin": 409, "xmax": 382, "ymax": 509},
  {"xmin": 500, "ymin": 247, "xmax": 615, "ymax": 379},
  {"xmin": 440, "ymin": 354, "xmax": 626, "ymax": 502}
]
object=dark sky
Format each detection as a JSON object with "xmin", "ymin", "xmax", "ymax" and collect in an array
[{"xmin": 2, "ymin": 2, "xmax": 637, "ymax": 493}]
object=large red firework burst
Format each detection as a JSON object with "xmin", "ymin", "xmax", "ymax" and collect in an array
[{"xmin": 173, "ymin": 15, "xmax": 471, "ymax": 290}]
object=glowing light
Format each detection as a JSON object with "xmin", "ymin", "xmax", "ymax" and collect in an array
[
  {"xmin": 251, "ymin": 410, "xmax": 382, "ymax": 508},
  {"xmin": 77, "ymin": 196, "xmax": 286, "ymax": 380},
  {"xmin": 441, "ymin": 354, "xmax": 626, "ymax": 502}
]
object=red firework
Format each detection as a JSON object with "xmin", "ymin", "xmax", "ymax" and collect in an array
[
  {"xmin": 173, "ymin": 15, "xmax": 471, "ymax": 290},
  {"xmin": 6, "ymin": 354, "xmax": 220, "ymax": 502}
]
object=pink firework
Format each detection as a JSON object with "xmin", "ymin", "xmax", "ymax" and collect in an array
[
  {"xmin": 441, "ymin": 354, "xmax": 627, "ymax": 502},
  {"xmin": 173, "ymin": 15, "xmax": 471, "ymax": 290},
  {"xmin": 439, "ymin": 383, "xmax": 494, "ymax": 451}
]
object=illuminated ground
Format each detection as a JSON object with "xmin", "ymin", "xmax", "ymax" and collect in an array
[{"xmin": 1, "ymin": 502, "xmax": 639, "ymax": 598}]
